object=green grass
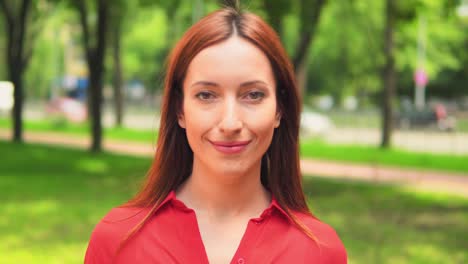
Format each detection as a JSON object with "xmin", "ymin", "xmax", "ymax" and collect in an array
[
  {"xmin": 458, "ymin": 119, "xmax": 468, "ymax": 133},
  {"xmin": 2, "ymin": 117, "xmax": 468, "ymax": 174},
  {"xmin": 0, "ymin": 141, "xmax": 466, "ymax": 263},
  {"xmin": 0, "ymin": 141, "xmax": 151, "ymax": 263},
  {"xmin": 0, "ymin": 118, "xmax": 157, "ymax": 143},
  {"xmin": 300, "ymin": 140, "xmax": 468, "ymax": 174},
  {"xmin": 304, "ymin": 178, "xmax": 468, "ymax": 264}
]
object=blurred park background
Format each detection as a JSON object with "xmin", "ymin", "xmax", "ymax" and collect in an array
[{"xmin": 0, "ymin": 0, "xmax": 467, "ymax": 263}]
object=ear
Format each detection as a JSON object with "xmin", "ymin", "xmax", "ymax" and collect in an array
[
  {"xmin": 178, "ymin": 111, "xmax": 186, "ymax": 128},
  {"xmin": 274, "ymin": 111, "xmax": 281, "ymax": 128}
]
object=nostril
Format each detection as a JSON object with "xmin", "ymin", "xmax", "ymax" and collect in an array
[{"xmin": 219, "ymin": 119, "xmax": 243, "ymax": 132}]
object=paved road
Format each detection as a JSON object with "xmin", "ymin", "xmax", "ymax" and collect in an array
[{"xmin": 1, "ymin": 129, "xmax": 467, "ymax": 198}]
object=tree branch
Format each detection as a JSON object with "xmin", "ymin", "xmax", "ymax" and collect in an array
[
  {"xmin": 96, "ymin": 0, "xmax": 108, "ymax": 56},
  {"xmin": 0, "ymin": 0, "xmax": 14, "ymax": 26},
  {"xmin": 22, "ymin": 46, "xmax": 32, "ymax": 69},
  {"xmin": 75, "ymin": 0, "xmax": 91, "ymax": 62},
  {"xmin": 292, "ymin": 0, "xmax": 326, "ymax": 70},
  {"xmin": 17, "ymin": 0, "xmax": 31, "ymax": 69}
]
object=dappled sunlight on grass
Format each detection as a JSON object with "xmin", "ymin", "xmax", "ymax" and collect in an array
[
  {"xmin": 3, "ymin": 242, "xmax": 87, "ymax": 264},
  {"xmin": 1, "ymin": 141, "xmax": 467, "ymax": 263},
  {"xmin": 75, "ymin": 158, "xmax": 109, "ymax": 174},
  {"xmin": 0, "ymin": 141, "xmax": 151, "ymax": 263},
  {"xmin": 303, "ymin": 176, "xmax": 468, "ymax": 264},
  {"xmin": 4, "ymin": 199, "xmax": 59, "ymax": 215},
  {"xmin": 406, "ymin": 244, "xmax": 459, "ymax": 263}
]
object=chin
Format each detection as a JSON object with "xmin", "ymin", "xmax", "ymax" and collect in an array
[{"xmin": 212, "ymin": 159, "xmax": 259, "ymax": 177}]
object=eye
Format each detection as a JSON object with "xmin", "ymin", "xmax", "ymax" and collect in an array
[
  {"xmin": 195, "ymin": 91, "xmax": 215, "ymax": 101},
  {"xmin": 244, "ymin": 91, "xmax": 265, "ymax": 101}
]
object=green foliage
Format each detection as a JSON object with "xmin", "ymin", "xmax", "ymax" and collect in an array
[
  {"xmin": 308, "ymin": 0, "xmax": 384, "ymax": 99},
  {"xmin": 122, "ymin": 6, "xmax": 168, "ymax": 91},
  {"xmin": 24, "ymin": 4, "xmax": 71, "ymax": 99},
  {"xmin": 396, "ymin": 0, "xmax": 464, "ymax": 77},
  {"xmin": 305, "ymin": 0, "xmax": 467, "ymax": 101},
  {"xmin": 0, "ymin": 18, "xmax": 5, "ymax": 79},
  {"xmin": 1, "ymin": 0, "xmax": 465, "ymax": 102}
]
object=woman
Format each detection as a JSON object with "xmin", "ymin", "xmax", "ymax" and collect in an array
[{"xmin": 85, "ymin": 6, "xmax": 347, "ymax": 264}]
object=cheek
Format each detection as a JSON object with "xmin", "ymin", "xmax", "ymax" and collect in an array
[
  {"xmin": 182, "ymin": 101, "xmax": 214, "ymax": 139},
  {"xmin": 250, "ymin": 119, "xmax": 276, "ymax": 141},
  {"xmin": 245, "ymin": 104, "xmax": 278, "ymax": 138}
]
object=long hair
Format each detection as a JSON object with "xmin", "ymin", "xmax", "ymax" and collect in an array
[{"xmin": 122, "ymin": 6, "xmax": 315, "ymax": 244}]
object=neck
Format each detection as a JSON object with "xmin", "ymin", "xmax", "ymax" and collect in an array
[{"xmin": 176, "ymin": 157, "xmax": 271, "ymax": 220}]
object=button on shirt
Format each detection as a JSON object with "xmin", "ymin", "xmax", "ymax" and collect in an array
[{"xmin": 85, "ymin": 191, "xmax": 347, "ymax": 264}]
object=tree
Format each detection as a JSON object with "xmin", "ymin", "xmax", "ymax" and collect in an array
[
  {"xmin": 307, "ymin": 0, "xmax": 384, "ymax": 102},
  {"xmin": 122, "ymin": 3, "xmax": 174, "ymax": 94},
  {"xmin": 257, "ymin": 0, "xmax": 327, "ymax": 98},
  {"xmin": 380, "ymin": 0, "xmax": 396, "ymax": 148},
  {"xmin": 108, "ymin": 0, "xmax": 127, "ymax": 127},
  {"xmin": 73, "ymin": 0, "xmax": 109, "ymax": 152},
  {"xmin": 292, "ymin": 0, "xmax": 327, "ymax": 98},
  {"xmin": 0, "ymin": 0, "xmax": 32, "ymax": 142},
  {"xmin": 263, "ymin": 0, "xmax": 291, "ymax": 40}
]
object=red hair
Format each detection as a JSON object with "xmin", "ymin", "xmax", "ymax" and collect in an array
[{"xmin": 121, "ymin": 7, "xmax": 315, "ymax": 246}]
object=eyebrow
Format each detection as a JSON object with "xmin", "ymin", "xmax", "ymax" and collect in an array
[{"xmin": 190, "ymin": 80, "xmax": 269, "ymax": 88}]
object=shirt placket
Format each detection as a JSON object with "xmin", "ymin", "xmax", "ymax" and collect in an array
[{"xmin": 229, "ymin": 210, "xmax": 272, "ymax": 264}]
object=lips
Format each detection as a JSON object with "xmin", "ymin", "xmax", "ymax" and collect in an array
[{"xmin": 210, "ymin": 140, "xmax": 251, "ymax": 154}]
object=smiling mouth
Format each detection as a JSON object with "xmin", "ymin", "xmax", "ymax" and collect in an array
[{"xmin": 210, "ymin": 140, "xmax": 251, "ymax": 154}]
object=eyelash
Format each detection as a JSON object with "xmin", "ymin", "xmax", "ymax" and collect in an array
[
  {"xmin": 244, "ymin": 91, "xmax": 265, "ymax": 101},
  {"xmin": 194, "ymin": 91, "xmax": 266, "ymax": 102},
  {"xmin": 195, "ymin": 91, "xmax": 215, "ymax": 100}
]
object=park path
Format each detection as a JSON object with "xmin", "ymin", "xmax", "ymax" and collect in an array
[{"xmin": 1, "ymin": 129, "xmax": 467, "ymax": 198}]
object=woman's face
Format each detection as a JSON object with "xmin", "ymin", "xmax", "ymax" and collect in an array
[{"xmin": 179, "ymin": 36, "xmax": 280, "ymax": 178}]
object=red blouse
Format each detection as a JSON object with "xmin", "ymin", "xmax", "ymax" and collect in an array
[{"xmin": 85, "ymin": 191, "xmax": 347, "ymax": 263}]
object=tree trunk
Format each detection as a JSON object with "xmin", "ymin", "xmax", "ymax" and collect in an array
[
  {"xmin": 89, "ymin": 66, "xmax": 103, "ymax": 152},
  {"xmin": 7, "ymin": 29, "xmax": 25, "ymax": 142},
  {"xmin": 295, "ymin": 61, "xmax": 309, "ymax": 99},
  {"xmin": 10, "ymin": 66, "xmax": 24, "ymax": 142},
  {"xmin": 78, "ymin": 0, "xmax": 108, "ymax": 152},
  {"xmin": 112, "ymin": 23, "xmax": 124, "ymax": 127},
  {"xmin": 380, "ymin": 0, "xmax": 396, "ymax": 148},
  {"xmin": 263, "ymin": 0, "xmax": 285, "ymax": 38},
  {"xmin": 292, "ymin": 0, "xmax": 326, "ymax": 99},
  {"xmin": 1, "ymin": 0, "xmax": 31, "ymax": 143}
]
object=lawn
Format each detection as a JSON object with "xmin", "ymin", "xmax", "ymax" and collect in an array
[
  {"xmin": 300, "ymin": 140, "xmax": 468, "ymax": 174},
  {"xmin": 0, "ymin": 118, "xmax": 157, "ymax": 143},
  {"xmin": 2, "ymin": 117, "xmax": 468, "ymax": 174},
  {"xmin": 0, "ymin": 141, "xmax": 467, "ymax": 263}
]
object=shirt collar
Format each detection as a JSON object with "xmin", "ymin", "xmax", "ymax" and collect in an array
[
  {"xmin": 270, "ymin": 196, "xmax": 293, "ymax": 221},
  {"xmin": 157, "ymin": 190, "xmax": 293, "ymax": 222}
]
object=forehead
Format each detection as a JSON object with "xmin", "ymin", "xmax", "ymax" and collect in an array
[{"xmin": 183, "ymin": 37, "xmax": 275, "ymax": 88}]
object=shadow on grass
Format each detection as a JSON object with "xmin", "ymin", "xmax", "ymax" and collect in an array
[
  {"xmin": 0, "ymin": 141, "xmax": 151, "ymax": 263},
  {"xmin": 0, "ymin": 141, "xmax": 467, "ymax": 263},
  {"xmin": 303, "ymin": 176, "xmax": 468, "ymax": 264}
]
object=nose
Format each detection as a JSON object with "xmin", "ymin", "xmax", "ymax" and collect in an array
[{"xmin": 218, "ymin": 98, "xmax": 243, "ymax": 134}]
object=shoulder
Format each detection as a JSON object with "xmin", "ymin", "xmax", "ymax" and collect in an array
[
  {"xmin": 92, "ymin": 206, "xmax": 150, "ymax": 241},
  {"xmin": 84, "ymin": 206, "xmax": 150, "ymax": 264},
  {"xmin": 293, "ymin": 212, "xmax": 348, "ymax": 264}
]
